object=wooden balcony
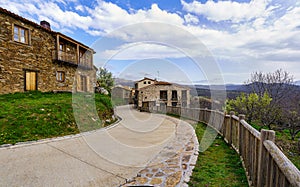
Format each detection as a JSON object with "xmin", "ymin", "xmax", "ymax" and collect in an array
[
  {"xmin": 52, "ymin": 50, "xmax": 77, "ymax": 65},
  {"xmin": 52, "ymin": 50, "xmax": 93, "ymax": 70}
]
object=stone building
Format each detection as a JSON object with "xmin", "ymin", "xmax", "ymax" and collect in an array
[
  {"xmin": 0, "ymin": 7, "xmax": 96, "ymax": 94},
  {"xmin": 111, "ymin": 85, "xmax": 133, "ymax": 104},
  {"xmin": 134, "ymin": 78, "xmax": 190, "ymax": 111},
  {"xmin": 135, "ymin": 77, "xmax": 157, "ymax": 90}
]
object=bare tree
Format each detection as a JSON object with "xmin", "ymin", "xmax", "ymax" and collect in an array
[
  {"xmin": 246, "ymin": 69, "xmax": 294, "ymax": 104},
  {"xmin": 245, "ymin": 69, "xmax": 295, "ymax": 129},
  {"xmin": 285, "ymin": 111, "xmax": 300, "ymax": 140},
  {"xmin": 284, "ymin": 94, "xmax": 300, "ymax": 140}
]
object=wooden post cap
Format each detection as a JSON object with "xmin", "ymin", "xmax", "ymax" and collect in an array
[{"xmin": 239, "ymin": 114, "xmax": 245, "ymax": 120}]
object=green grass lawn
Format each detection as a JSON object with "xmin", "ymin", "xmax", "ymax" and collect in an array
[
  {"xmin": 0, "ymin": 91, "xmax": 114, "ymax": 145},
  {"xmin": 188, "ymin": 123, "xmax": 248, "ymax": 187}
]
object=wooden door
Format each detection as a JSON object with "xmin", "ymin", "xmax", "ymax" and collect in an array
[{"xmin": 25, "ymin": 71, "xmax": 37, "ymax": 91}]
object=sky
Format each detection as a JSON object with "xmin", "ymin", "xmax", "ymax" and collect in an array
[{"xmin": 1, "ymin": 0, "xmax": 300, "ymax": 84}]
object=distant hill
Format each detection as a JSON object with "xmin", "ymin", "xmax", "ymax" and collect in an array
[
  {"xmin": 113, "ymin": 78, "xmax": 300, "ymax": 100},
  {"xmin": 190, "ymin": 84, "xmax": 245, "ymax": 99},
  {"xmin": 294, "ymin": 80, "xmax": 300, "ymax": 86},
  {"xmin": 192, "ymin": 84, "xmax": 245, "ymax": 91},
  {"xmin": 114, "ymin": 78, "xmax": 135, "ymax": 87}
]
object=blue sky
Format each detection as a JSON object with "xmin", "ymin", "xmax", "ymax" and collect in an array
[{"xmin": 1, "ymin": 0, "xmax": 300, "ymax": 84}]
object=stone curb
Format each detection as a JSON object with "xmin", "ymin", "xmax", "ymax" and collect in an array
[
  {"xmin": 0, "ymin": 115, "xmax": 122, "ymax": 149},
  {"xmin": 122, "ymin": 117, "xmax": 199, "ymax": 187}
]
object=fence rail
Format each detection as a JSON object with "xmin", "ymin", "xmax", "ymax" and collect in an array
[{"xmin": 150, "ymin": 106, "xmax": 300, "ymax": 187}]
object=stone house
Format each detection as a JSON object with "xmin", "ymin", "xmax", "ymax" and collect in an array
[
  {"xmin": 134, "ymin": 77, "xmax": 157, "ymax": 90},
  {"xmin": 0, "ymin": 7, "xmax": 96, "ymax": 94},
  {"xmin": 111, "ymin": 85, "xmax": 133, "ymax": 104},
  {"xmin": 134, "ymin": 78, "xmax": 190, "ymax": 111}
]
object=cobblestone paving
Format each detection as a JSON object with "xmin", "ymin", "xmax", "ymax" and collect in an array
[{"xmin": 123, "ymin": 118, "xmax": 199, "ymax": 187}]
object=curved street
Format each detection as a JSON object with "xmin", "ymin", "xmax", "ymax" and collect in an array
[{"xmin": 0, "ymin": 105, "xmax": 197, "ymax": 186}]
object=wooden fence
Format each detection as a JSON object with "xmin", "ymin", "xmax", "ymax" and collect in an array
[{"xmin": 150, "ymin": 106, "xmax": 300, "ymax": 187}]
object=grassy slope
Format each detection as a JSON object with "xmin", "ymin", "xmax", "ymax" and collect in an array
[
  {"xmin": 251, "ymin": 123, "xmax": 300, "ymax": 170},
  {"xmin": 0, "ymin": 91, "xmax": 114, "ymax": 145},
  {"xmin": 189, "ymin": 123, "xmax": 248, "ymax": 187},
  {"xmin": 275, "ymin": 129, "xmax": 300, "ymax": 170}
]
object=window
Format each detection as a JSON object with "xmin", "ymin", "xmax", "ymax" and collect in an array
[
  {"xmin": 56, "ymin": 71, "xmax": 65, "ymax": 82},
  {"xmin": 13, "ymin": 25, "xmax": 29, "ymax": 44},
  {"xmin": 160, "ymin": 90, "xmax": 168, "ymax": 100},
  {"xmin": 148, "ymin": 81, "xmax": 151, "ymax": 84},
  {"xmin": 172, "ymin": 90, "xmax": 178, "ymax": 100},
  {"xmin": 144, "ymin": 81, "xmax": 146, "ymax": 84}
]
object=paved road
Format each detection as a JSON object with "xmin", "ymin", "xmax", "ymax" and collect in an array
[{"xmin": 0, "ymin": 105, "xmax": 186, "ymax": 186}]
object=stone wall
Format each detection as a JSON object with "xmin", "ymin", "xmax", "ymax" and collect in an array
[
  {"xmin": 0, "ymin": 11, "xmax": 96, "ymax": 94},
  {"xmin": 138, "ymin": 84, "xmax": 191, "ymax": 107}
]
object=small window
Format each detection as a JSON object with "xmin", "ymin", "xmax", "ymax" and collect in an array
[
  {"xmin": 160, "ymin": 90, "xmax": 168, "ymax": 100},
  {"xmin": 56, "ymin": 71, "xmax": 65, "ymax": 82},
  {"xmin": 172, "ymin": 90, "xmax": 178, "ymax": 100},
  {"xmin": 13, "ymin": 25, "xmax": 29, "ymax": 44},
  {"xmin": 144, "ymin": 81, "xmax": 146, "ymax": 84},
  {"xmin": 148, "ymin": 81, "xmax": 151, "ymax": 84}
]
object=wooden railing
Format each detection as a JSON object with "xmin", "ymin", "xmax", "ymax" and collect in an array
[
  {"xmin": 53, "ymin": 50, "xmax": 77, "ymax": 65},
  {"xmin": 52, "ymin": 50, "xmax": 93, "ymax": 70},
  {"xmin": 150, "ymin": 106, "xmax": 300, "ymax": 187}
]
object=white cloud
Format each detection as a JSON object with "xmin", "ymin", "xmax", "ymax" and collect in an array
[
  {"xmin": 86, "ymin": 3, "xmax": 184, "ymax": 34},
  {"xmin": 184, "ymin": 13, "xmax": 199, "ymax": 24},
  {"xmin": 181, "ymin": 0, "xmax": 271, "ymax": 23},
  {"xmin": 0, "ymin": 1, "xmax": 93, "ymax": 31},
  {"xmin": 100, "ymin": 43, "xmax": 185, "ymax": 60},
  {"xmin": 75, "ymin": 5, "xmax": 85, "ymax": 12}
]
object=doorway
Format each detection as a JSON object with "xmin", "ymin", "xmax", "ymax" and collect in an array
[{"xmin": 25, "ymin": 71, "xmax": 37, "ymax": 91}]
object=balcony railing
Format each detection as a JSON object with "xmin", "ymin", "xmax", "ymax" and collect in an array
[
  {"xmin": 171, "ymin": 97, "xmax": 178, "ymax": 101},
  {"xmin": 52, "ymin": 50, "xmax": 93, "ymax": 69},
  {"xmin": 53, "ymin": 50, "xmax": 77, "ymax": 65}
]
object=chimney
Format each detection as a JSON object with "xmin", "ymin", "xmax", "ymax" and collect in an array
[{"xmin": 40, "ymin": 20, "xmax": 51, "ymax": 30}]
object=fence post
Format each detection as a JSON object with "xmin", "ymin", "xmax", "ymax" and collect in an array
[
  {"xmin": 238, "ymin": 114, "xmax": 245, "ymax": 153},
  {"xmin": 228, "ymin": 111, "xmax": 235, "ymax": 145},
  {"xmin": 204, "ymin": 108, "xmax": 208, "ymax": 124},
  {"xmin": 257, "ymin": 129, "xmax": 275, "ymax": 187}
]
